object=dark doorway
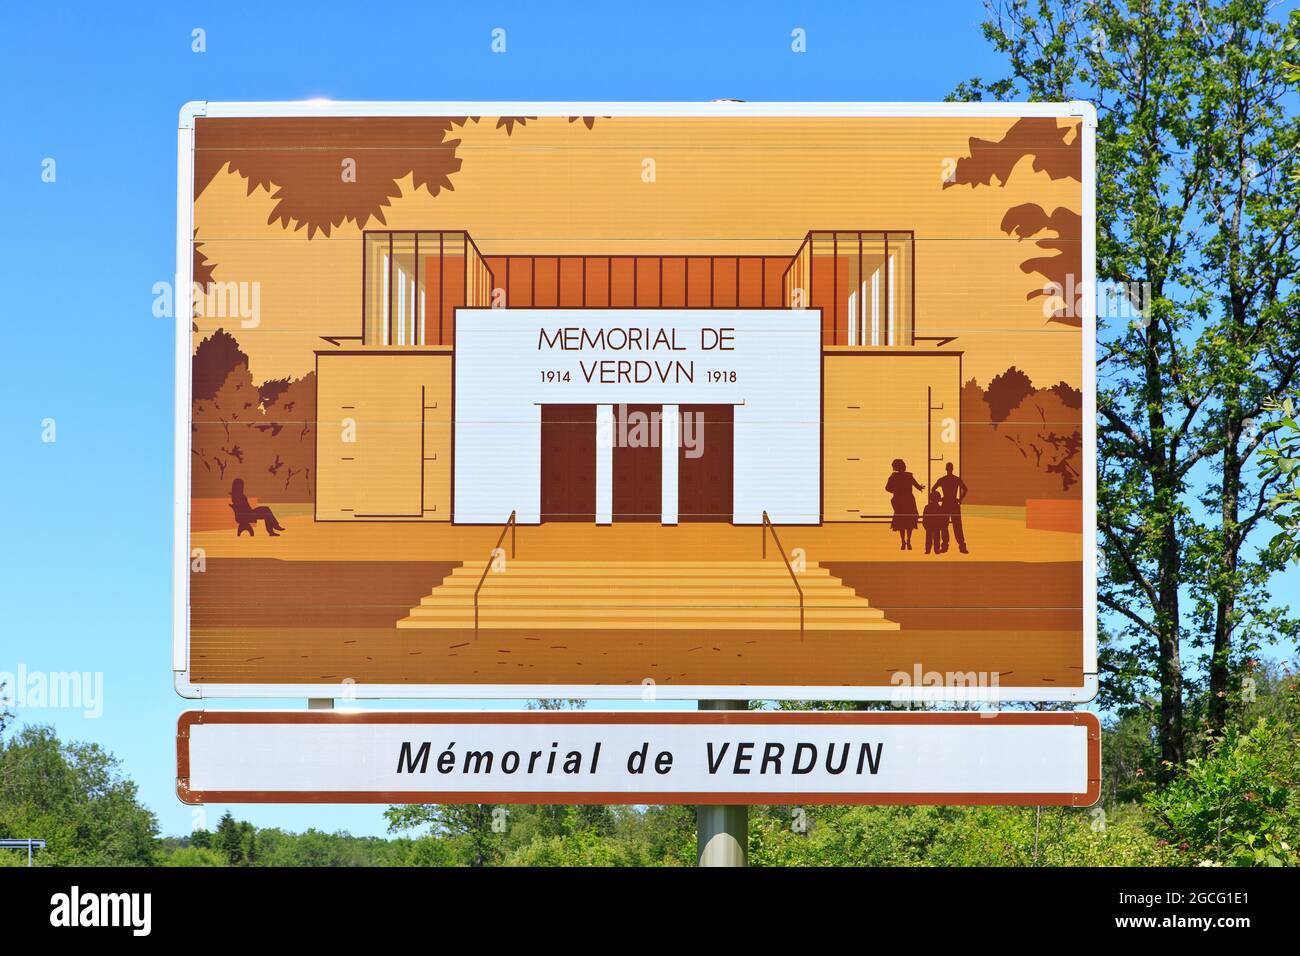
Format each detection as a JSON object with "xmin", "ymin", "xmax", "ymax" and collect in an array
[
  {"xmin": 679, "ymin": 404, "xmax": 734, "ymax": 521},
  {"xmin": 540, "ymin": 404, "xmax": 597, "ymax": 521},
  {"xmin": 613, "ymin": 404, "xmax": 663, "ymax": 521}
]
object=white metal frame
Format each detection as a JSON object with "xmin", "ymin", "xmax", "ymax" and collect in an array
[{"xmin": 174, "ymin": 100, "xmax": 1098, "ymax": 703}]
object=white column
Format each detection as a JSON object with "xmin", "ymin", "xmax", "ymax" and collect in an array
[
  {"xmin": 660, "ymin": 404, "xmax": 679, "ymax": 525},
  {"xmin": 595, "ymin": 404, "xmax": 614, "ymax": 525},
  {"xmin": 524, "ymin": 404, "xmax": 542, "ymax": 524}
]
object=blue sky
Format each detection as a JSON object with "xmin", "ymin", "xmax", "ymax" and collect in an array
[{"xmin": 3, "ymin": 1, "xmax": 1285, "ymax": 842}]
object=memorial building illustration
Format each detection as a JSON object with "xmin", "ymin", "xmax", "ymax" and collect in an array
[
  {"xmin": 184, "ymin": 110, "xmax": 1086, "ymax": 694},
  {"xmin": 314, "ymin": 228, "xmax": 954, "ymax": 527}
]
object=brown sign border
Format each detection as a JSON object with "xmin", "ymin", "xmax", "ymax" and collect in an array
[{"xmin": 177, "ymin": 710, "xmax": 1100, "ymax": 807}]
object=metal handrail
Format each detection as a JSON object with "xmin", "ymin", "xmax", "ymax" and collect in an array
[
  {"xmin": 761, "ymin": 510, "xmax": 804, "ymax": 639},
  {"xmin": 474, "ymin": 510, "xmax": 517, "ymax": 633}
]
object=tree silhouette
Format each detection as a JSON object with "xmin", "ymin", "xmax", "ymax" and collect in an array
[
  {"xmin": 985, "ymin": 366, "xmax": 1035, "ymax": 423},
  {"xmin": 1003, "ymin": 391, "xmax": 1083, "ymax": 491},
  {"xmin": 961, "ymin": 368, "xmax": 1084, "ymax": 503},
  {"xmin": 193, "ymin": 233, "xmax": 216, "ymax": 287},
  {"xmin": 495, "ymin": 116, "xmax": 536, "ymax": 135},
  {"xmin": 944, "ymin": 116, "xmax": 1081, "ymax": 187},
  {"xmin": 192, "ymin": 328, "xmax": 249, "ymax": 402},
  {"xmin": 192, "ymin": 231, "xmax": 217, "ymax": 333},
  {"xmin": 944, "ymin": 117, "xmax": 1083, "ymax": 326},
  {"xmin": 193, "ymin": 116, "xmax": 469, "ymax": 238},
  {"xmin": 258, "ymin": 377, "xmax": 291, "ymax": 407},
  {"xmin": 192, "ymin": 345, "xmax": 316, "ymax": 502},
  {"xmin": 1047, "ymin": 381, "xmax": 1083, "ymax": 409},
  {"xmin": 1001, "ymin": 204, "xmax": 1083, "ymax": 326},
  {"xmin": 193, "ymin": 115, "xmax": 609, "ymax": 239}
]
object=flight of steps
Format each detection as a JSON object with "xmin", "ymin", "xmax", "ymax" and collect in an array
[{"xmin": 395, "ymin": 560, "xmax": 900, "ymax": 631}]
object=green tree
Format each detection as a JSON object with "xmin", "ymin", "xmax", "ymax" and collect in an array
[
  {"xmin": 1259, "ymin": 393, "xmax": 1300, "ymax": 560},
  {"xmin": 386, "ymin": 804, "xmax": 503, "ymax": 867},
  {"xmin": 214, "ymin": 810, "xmax": 246, "ymax": 865},
  {"xmin": 0, "ymin": 725, "xmax": 158, "ymax": 866},
  {"xmin": 957, "ymin": 0, "xmax": 1300, "ymax": 766},
  {"xmin": 242, "ymin": 820, "xmax": 258, "ymax": 865}
]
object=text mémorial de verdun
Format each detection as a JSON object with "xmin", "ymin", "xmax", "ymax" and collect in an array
[{"xmin": 537, "ymin": 325, "xmax": 737, "ymax": 385}]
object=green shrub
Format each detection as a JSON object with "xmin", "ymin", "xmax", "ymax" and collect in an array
[
  {"xmin": 1145, "ymin": 718, "xmax": 1299, "ymax": 866},
  {"xmin": 161, "ymin": 846, "xmax": 227, "ymax": 867}
]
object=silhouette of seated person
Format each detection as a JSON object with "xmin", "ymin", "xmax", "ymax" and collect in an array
[
  {"xmin": 922, "ymin": 490, "xmax": 950, "ymax": 555},
  {"xmin": 931, "ymin": 462, "xmax": 969, "ymax": 554},
  {"xmin": 229, "ymin": 478, "xmax": 284, "ymax": 537}
]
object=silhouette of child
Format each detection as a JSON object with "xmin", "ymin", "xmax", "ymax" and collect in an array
[{"xmin": 922, "ymin": 490, "xmax": 949, "ymax": 555}]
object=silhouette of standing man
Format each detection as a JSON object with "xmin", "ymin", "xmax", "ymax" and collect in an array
[{"xmin": 932, "ymin": 463, "xmax": 969, "ymax": 554}]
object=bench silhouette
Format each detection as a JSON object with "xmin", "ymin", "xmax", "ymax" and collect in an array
[{"xmin": 230, "ymin": 500, "xmax": 257, "ymax": 536}]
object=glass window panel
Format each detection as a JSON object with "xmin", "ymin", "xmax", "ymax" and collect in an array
[
  {"xmin": 363, "ymin": 234, "xmax": 391, "ymax": 345},
  {"xmin": 888, "ymin": 232, "xmax": 915, "ymax": 346},
  {"xmin": 391, "ymin": 233, "xmax": 416, "ymax": 347}
]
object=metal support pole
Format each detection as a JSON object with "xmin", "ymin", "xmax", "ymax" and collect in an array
[{"xmin": 697, "ymin": 699, "xmax": 748, "ymax": 867}]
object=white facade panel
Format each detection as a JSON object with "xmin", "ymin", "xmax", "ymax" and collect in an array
[{"xmin": 454, "ymin": 309, "xmax": 822, "ymax": 524}]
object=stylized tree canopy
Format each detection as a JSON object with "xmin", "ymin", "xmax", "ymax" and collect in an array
[
  {"xmin": 193, "ymin": 232, "xmax": 216, "ymax": 287},
  {"xmin": 1001, "ymin": 203, "xmax": 1084, "ymax": 325},
  {"xmin": 194, "ymin": 115, "xmax": 608, "ymax": 238},
  {"xmin": 945, "ymin": 116, "xmax": 1082, "ymax": 187},
  {"xmin": 945, "ymin": 117, "xmax": 1084, "ymax": 326},
  {"xmin": 985, "ymin": 365, "xmax": 1036, "ymax": 423},
  {"xmin": 194, "ymin": 117, "xmax": 469, "ymax": 238},
  {"xmin": 192, "ymin": 327, "xmax": 249, "ymax": 403}
]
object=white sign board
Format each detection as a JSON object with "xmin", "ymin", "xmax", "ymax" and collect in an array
[
  {"xmin": 177, "ymin": 711, "xmax": 1100, "ymax": 806},
  {"xmin": 177, "ymin": 101, "xmax": 1097, "ymax": 706},
  {"xmin": 454, "ymin": 309, "xmax": 822, "ymax": 525}
]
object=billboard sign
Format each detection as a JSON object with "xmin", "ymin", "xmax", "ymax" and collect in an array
[
  {"xmin": 175, "ymin": 101, "xmax": 1096, "ymax": 702},
  {"xmin": 177, "ymin": 710, "xmax": 1101, "ymax": 806}
]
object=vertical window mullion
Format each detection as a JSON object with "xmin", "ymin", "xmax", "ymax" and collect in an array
[
  {"xmin": 884, "ymin": 234, "xmax": 891, "ymax": 346},
  {"xmin": 832, "ymin": 233, "xmax": 838, "ymax": 346},
  {"xmin": 858, "ymin": 233, "xmax": 865, "ymax": 347}
]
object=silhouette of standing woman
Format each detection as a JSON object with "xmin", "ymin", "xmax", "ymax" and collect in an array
[
  {"xmin": 885, "ymin": 458, "xmax": 924, "ymax": 550},
  {"xmin": 230, "ymin": 478, "xmax": 284, "ymax": 537}
]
